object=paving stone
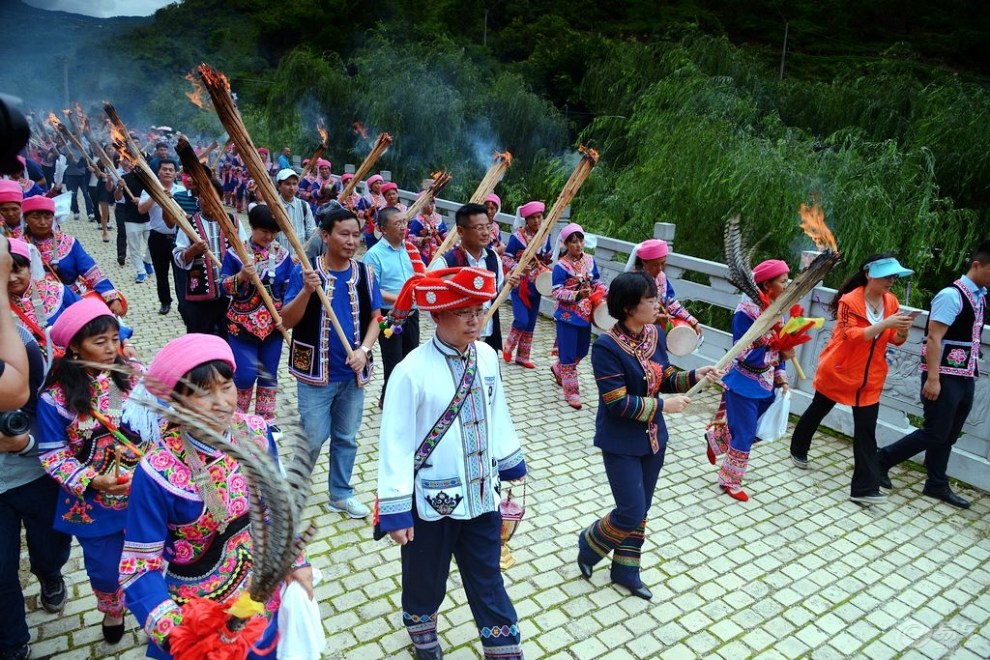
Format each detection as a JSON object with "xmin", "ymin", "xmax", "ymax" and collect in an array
[{"xmin": 20, "ymin": 211, "xmax": 990, "ymax": 659}]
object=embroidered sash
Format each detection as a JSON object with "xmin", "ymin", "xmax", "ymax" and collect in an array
[{"xmin": 372, "ymin": 344, "xmax": 478, "ymax": 540}]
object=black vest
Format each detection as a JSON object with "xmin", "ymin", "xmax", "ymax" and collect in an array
[
  {"xmin": 288, "ymin": 260, "xmax": 373, "ymax": 384},
  {"xmin": 442, "ymin": 247, "xmax": 503, "ymax": 349},
  {"xmin": 923, "ymin": 280, "xmax": 984, "ymax": 378}
]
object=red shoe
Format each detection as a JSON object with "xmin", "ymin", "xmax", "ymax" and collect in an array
[
  {"xmin": 567, "ymin": 400, "xmax": 583, "ymax": 410},
  {"xmin": 550, "ymin": 363, "xmax": 562, "ymax": 386},
  {"xmin": 515, "ymin": 360, "xmax": 536, "ymax": 369},
  {"xmin": 721, "ymin": 486, "xmax": 749, "ymax": 502},
  {"xmin": 706, "ymin": 443, "xmax": 716, "ymax": 466},
  {"xmin": 502, "ymin": 348, "xmax": 512, "ymax": 363}
]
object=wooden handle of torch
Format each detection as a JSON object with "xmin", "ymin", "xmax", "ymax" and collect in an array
[
  {"xmin": 87, "ymin": 134, "xmax": 137, "ymax": 202},
  {"xmin": 176, "ymin": 137, "xmax": 290, "ymax": 342},
  {"xmin": 194, "ymin": 69, "xmax": 355, "ymax": 357},
  {"xmin": 792, "ymin": 357, "xmax": 806, "ymax": 380}
]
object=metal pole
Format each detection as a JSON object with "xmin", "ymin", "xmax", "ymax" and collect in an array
[
  {"xmin": 483, "ymin": 9, "xmax": 488, "ymax": 47},
  {"xmin": 779, "ymin": 22, "xmax": 789, "ymax": 81}
]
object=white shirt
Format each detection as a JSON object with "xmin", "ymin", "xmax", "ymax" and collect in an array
[
  {"xmin": 139, "ymin": 182, "xmax": 186, "ymax": 234},
  {"xmin": 377, "ymin": 338, "xmax": 524, "ymax": 525}
]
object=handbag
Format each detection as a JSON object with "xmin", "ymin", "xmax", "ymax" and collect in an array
[
  {"xmin": 372, "ymin": 346, "xmax": 478, "ymax": 540},
  {"xmin": 755, "ymin": 388, "xmax": 792, "ymax": 442}
]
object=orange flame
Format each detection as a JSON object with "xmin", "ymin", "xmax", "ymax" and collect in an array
[
  {"xmin": 185, "ymin": 72, "xmax": 209, "ymax": 110},
  {"xmin": 493, "ymin": 150, "xmax": 513, "ymax": 167},
  {"xmin": 316, "ymin": 119, "xmax": 328, "ymax": 145},
  {"xmin": 108, "ymin": 122, "xmax": 135, "ymax": 165},
  {"xmin": 48, "ymin": 112, "xmax": 65, "ymax": 132},
  {"xmin": 197, "ymin": 64, "xmax": 231, "ymax": 92},
  {"xmin": 73, "ymin": 103, "xmax": 90, "ymax": 133},
  {"xmin": 578, "ymin": 144, "xmax": 600, "ymax": 163},
  {"xmin": 352, "ymin": 121, "xmax": 368, "ymax": 140},
  {"xmin": 799, "ymin": 203, "xmax": 838, "ymax": 252}
]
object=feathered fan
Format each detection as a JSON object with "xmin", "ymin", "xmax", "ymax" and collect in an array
[
  {"xmin": 120, "ymin": 367, "xmax": 317, "ymax": 660},
  {"xmin": 723, "ymin": 215, "xmax": 765, "ymax": 305}
]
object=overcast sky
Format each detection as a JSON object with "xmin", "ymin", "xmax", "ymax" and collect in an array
[{"xmin": 23, "ymin": 0, "xmax": 175, "ymax": 18}]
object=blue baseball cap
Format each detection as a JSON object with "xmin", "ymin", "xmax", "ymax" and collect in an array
[{"xmin": 866, "ymin": 257, "xmax": 913, "ymax": 279}]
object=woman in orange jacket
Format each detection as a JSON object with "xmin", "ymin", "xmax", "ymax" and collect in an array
[{"xmin": 789, "ymin": 254, "xmax": 915, "ymax": 505}]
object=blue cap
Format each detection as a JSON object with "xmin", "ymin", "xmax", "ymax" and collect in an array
[{"xmin": 866, "ymin": 257, "xmax": 913, "ymax": 279}]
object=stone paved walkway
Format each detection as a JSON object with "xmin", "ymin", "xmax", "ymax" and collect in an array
[{"xmin": 19, "ymin": 209, "xmax": 990, "ymax": 659}]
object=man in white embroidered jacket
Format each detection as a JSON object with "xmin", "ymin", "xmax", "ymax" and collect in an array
[{"xmin": 377, "ymin": 266, "xmax": 526, "ymax": 660}]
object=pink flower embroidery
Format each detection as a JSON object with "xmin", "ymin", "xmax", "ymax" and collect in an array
[{"xmin": 946, "ymin": 348, "xmax": 968, "ymax": 367}]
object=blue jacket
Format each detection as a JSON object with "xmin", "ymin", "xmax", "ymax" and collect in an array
[{"xmin": 591, "ymin": 326, "xmax": 697, "ymax": 456}]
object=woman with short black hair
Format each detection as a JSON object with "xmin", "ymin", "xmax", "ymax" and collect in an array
[{"xmin": 576, "ymin": 272, "xmax": 722, "ymax": 600}]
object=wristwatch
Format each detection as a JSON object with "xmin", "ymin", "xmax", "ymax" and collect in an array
[{"xmin": 359, "ymin": 345, "xmax": 372, "ymax": 357}]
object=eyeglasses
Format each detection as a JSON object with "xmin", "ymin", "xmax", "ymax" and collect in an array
[
  {"xmin": 449, "ymin": 308, "xmax": 486, "ymax": 320},
  {"xmin": 462, "ymin": 224, "xmax": 491, "ymax": 232}
]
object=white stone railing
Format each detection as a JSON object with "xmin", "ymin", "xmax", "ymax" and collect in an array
[{"xmin": 388, "ymin": 185, "xmax": 990, "ymax": 492}]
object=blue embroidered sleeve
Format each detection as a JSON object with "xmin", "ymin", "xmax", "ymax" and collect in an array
[
  {"xmin": 497, "ymin": 449, "xmax": 526, "ymax": 481},
  {"xmin": 591, "ymin": 338, "xmax": 661, "ymax": 423}
]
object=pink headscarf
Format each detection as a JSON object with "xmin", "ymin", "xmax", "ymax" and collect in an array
[
  {"xmin": 484, "ymin": 193, "xmax": 501, "ymax": 212},
  {"xmin": 50, "ymin": 298, "xmax": 115, "ymax": 349},
  {"xmin": 8, "ymin": 237, "xmax": 30, "ymax": 260},
  {"xmin": 752, "ymin": 259, "xmax": 790, "ymax": 284},
  {"xmin": 0, "ymin": 180, "xmax": 22, "ymax": 204},
  {"xmin": 559, "ymin": 222, "xmax": 584, "ymax": 244},
  {"xmin": 316, "ymin": 158, "xmax": 331, "ymax": 170},
  {"xmin": 22, "ymin": 195, "xmax": 55, "ymax": 215},
  {"xmin": 518, "ymin": 201, "xmax": 545, "ymax": 219},
  {"xmin": 637, "ymin": 239, "xmax": 669, "ymax": 260},
  {"xmin": 366, "ymin": 174, "xmax": 384, "ymax": 188},
  {"xmin": 381, "ymin": 182, "xmax": 398, "ymax": 194},
  {"xmin": 146, "ymin": 334, "xmax": 236, "ymax": 398}
]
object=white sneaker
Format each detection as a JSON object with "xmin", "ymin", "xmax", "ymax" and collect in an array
[{"xmin": 327, "ymin": 497, "xmax": 370, "ymax": 519}]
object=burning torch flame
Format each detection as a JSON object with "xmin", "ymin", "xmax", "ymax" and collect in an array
[
  {"xmin": 493, "ymin": 150, "xmax": 513, "ymax": 167},
  {"xmin": 196, "ymin": 63, "xmax": 231, "ymax": 91},
  {"xmin": 578, "ymin": 144, "xmax": 600, "ymax": 163},
  {"xmin": 352, "ymin": 121, "xmax": 369, "ymax": 140},
  {"xmin": 73, "ymin": 103, "xmax": 89, "ymax": 132},
  {"xmin": 185, "ymin": 72, "xmax": 209, "ymax": 110},
  {"xmin": 317, "ymin": 119, "xmax": 328, "ymax": 146},
  {"xmin": 799, "ymin": 203, "xmax": 838, "ymax": 252},
  {"xmin": 48, "ymin": 112, "xmax": 64, "ymax": 132}
]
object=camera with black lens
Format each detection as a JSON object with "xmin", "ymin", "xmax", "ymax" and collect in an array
[{"xmin": 0, "ymin": 410, "xmax": 31, "ymax": 437}]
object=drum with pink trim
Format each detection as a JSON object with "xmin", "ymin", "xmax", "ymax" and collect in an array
[
  {"xmin": 592, "ymin": 300, "xmax": 617, "ymax": 331},
  {"xmin": 665, "ymin": 318, "xmax": 699, "ymax": 356},
  {"xmin": 534, "ymin": 269, "xmax": 553, "ymax": 297}
]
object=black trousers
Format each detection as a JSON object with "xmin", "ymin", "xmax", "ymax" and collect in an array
[
  {"xmin": 64, "ymin": 174, "xmax": 92, "ymax": 215},
  {"xmin": 378, "ymin": 310, "xmax": 420, "ymax": 402},
  {"xmin": 483, "ymin": 310, "xmax": 503, "ymax": 351},
  {"xmin": 115, "ymin": 212, "xmax": 127, "ymax": 262},
  {"xmin": 148, "ymin": 230, "xmax": 176, "ymax": 307},
  {"xmin": 879, "ymin": 374, "xmax": 975, "ymax": 493},
  {"xmin": 791, "ymin": 390, "xmax": 882, "ymax": 496},
  {"xmin": 400, "ymin": 512, "xmax": 521, "ymax": 657},
  {"xmin": 183, "ymin": 297, "xmax": 231, "ymax": 338}
]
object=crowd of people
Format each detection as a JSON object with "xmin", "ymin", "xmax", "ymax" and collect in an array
[{"xmin": 1, "ymin": 125, "xmax": 987, "ymax": 660}]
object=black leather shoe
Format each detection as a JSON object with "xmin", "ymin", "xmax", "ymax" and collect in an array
[
  {"xmin": 158, "ymin": 303, "xmax": 170, "ymax": 315},
  {"xmin": 102, "ymin": 622, "xmax": 125, "ymax": 644},
  {"xmin": 414, "ymin": 645, "xmax": 444, "ymax": 660},
  {"xmin": 613, "ymin": 581, "xmax": 653, "ymax": 600},
  {"xmin": 879, "ymin": 468, "xmax": 892, "ymax": 490},
  {"xmin": 922, "ymin": 488, "xmax": 970, "ymax": 509},
  {"xmin": 577, "ymin": 558, "xmax": 594, "ymax": 580}
]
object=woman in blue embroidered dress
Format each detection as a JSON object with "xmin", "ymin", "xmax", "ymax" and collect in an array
[
  {"xmin": 705, "ymin": 259, "xmax": 794, "ymax": 501},
  {"xmin": 36, "ymin": 298, "xmax": 143, "ymax": 644},
  {"xmin": 17, "ymin": 195, "xmax": 124, "ymax": 317},
  {"xmin": 501, "ymin": 200, "xmax": 552, "ymax": 369},
  {"xmin": 119, "ymin": 334, "xmax": 312, "ymax": 659},
  {"xmin": 219, "ymin": 205, "xmax": 293, "ymax": 424},
  {"xmin": 550, "ymin": 223, "xmax": 607, "ymax": 410},
  {"xmin": 577, "ymin": 272, "xmax": 722, "ymax": 600}
]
